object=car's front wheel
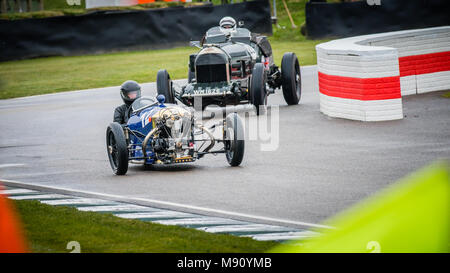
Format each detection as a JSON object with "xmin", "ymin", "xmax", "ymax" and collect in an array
[
  {"xmin": 156, "ymin": 69, "xmax": 175, "ymax": 103},
  {"xmin": 250, "ymin": 63, "xmax": 267, "ymax": 115},
  {"xmin": 224, "ymin": 113, "xmax": 245, "ymax": 167},
  {"xmin": 106, "ymin": 122, "xmax": 129, "ymax": 175},
  {"xmin": 281, "ymin": 52, "xmax": 301, "ymax": 105}
]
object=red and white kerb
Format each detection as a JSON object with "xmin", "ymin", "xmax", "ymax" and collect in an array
[{"xmin": 316, "ymin": 26, "xmax": 450, "ymax": 121}]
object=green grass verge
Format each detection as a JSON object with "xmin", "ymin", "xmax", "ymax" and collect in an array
[
  {"xmin": 0, "ymin": 0, "xmax": 327, "ymax": 99},
  {"xmin": 0, "ymin": 39, "xmax": 325, "ymax": 99},
  {"xmin": 13, "ymin": 199, "xmax": 278, "ymax": 253}
]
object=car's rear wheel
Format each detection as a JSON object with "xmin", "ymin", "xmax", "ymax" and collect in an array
[
  {"xmin": 281, "ymin": 52, "xmax": 301, "ymax": 105},
  {"xmin": 106, "ymin": 122, "xmax": 129, "ymax": 175},
  {"xmin": 250, "ymin": 63, "xmax": 267, "ymax": 115},
  {"xmin": 224, "ymin": 113, "xmax": 245, "ymax": 167},
  {"xmin": 157, "ymin": 69, "xmax": 175, "ymax": 103}
]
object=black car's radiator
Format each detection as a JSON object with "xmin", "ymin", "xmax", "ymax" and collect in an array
[{"xmin": 196, "ymin": 65, "xmax": 228, "ymax": 83}]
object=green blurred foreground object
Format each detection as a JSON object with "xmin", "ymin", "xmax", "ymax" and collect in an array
[{"xmin": 271, "ymin": 161, "xmax": 450, "ymax": 253}]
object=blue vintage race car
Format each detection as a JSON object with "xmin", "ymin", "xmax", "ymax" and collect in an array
[{"xmin": 106, "ymin": 95, "xmax": 244, "ymax": 175}]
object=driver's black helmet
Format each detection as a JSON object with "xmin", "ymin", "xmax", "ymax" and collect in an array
[{"xmin": 120, "ymin": 80, "xmax": 141, "ymax": 105}]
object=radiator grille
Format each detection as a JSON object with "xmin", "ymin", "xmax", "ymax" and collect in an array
[{"xmin": 196, "ymin": 64, "xmax": 227, "ymax": 83}]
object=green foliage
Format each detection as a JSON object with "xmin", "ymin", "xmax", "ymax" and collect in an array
[
  {"xmin": 0, "ymin": 10, "xmax": 64, "ymax": 20},
  {"xmin": 272, "ymin": 0, "xmax": 309, "ymax": 42},
  {"xmin": 0, "ymin": 0, "xmax": 205, "ymax": 19},
  {"xmin": 43, "ymin": 0, "xmax": 86, "ymax": 10}
]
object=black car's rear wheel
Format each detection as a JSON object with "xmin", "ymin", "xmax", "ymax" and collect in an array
[
  {"xmin": 106, "ymin": 122, "xmax": 129, "ymax": 175},
  {"xmin": 224, "ymin": 113, "xmax": 245, "ymax": 167},
  {"xmin": 157, "ymin": 69, "xmax": 175, "ymax": 103},
  {"xmin": 250, "ymin": 63, "xmax": 267, "ymax": 115},
  {"xmin": 281, "ymin": 52, "xmax": 301, "ymax": 105}
]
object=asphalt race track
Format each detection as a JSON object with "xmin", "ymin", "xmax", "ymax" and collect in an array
[{"xmin": 0, "ymin": 66, "xmax": 449, "ymax": 227}]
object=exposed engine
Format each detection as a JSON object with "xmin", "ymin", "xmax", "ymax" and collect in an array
[{"xmin": 151, "ymin": 107, "xmax": 195, "ymax": 163}]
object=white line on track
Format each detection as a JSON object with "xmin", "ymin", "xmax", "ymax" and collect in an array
[
  {"xmin": 0, "ymin": 189, "xmax": 37, "ymax": 195},
  {"xmin": 242, "ymin": 231, "xmax": 319, "ymax": 241},
  {"xmin": 8, "ymin": 194, "xmax": 71, "ymax": 200},
  {"xmin": 0, "ymin": 179, "xmax": 334, "ymax": 230},
  {"xmin": 197, "ymin": 224, "xmax": 295, "ymax": 234},
  {"xmin": 41, "ymin": 198, "xmax": 117, "ymax": 206},
  {"xmin": 154, "ymin": 217, "xmax": 245, "ymax": 227},
  {"xmin": 115, "ymin": 211, "xmax": 196, "ymax": 220},
  {"xmin": 77, "ymin": 204, "xmax": 160, "ymax": 213},
  {"xmin": 0, "ymin": 164, "xmax": 26, "ymax": 168}
]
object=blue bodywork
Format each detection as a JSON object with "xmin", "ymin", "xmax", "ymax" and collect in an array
[{"xmin": 127, "ymin": 101, "xmax": 167, "ymax": 164}]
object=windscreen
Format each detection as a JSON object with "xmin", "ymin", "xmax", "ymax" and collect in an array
[{"xmin": 131, "ymin": 97, "xmax": 156, "ymax": 112}]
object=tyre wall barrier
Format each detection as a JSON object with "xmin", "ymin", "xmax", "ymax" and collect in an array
[
  {"xmin": 0, "ymin": 0, "xmax": 271, "ymax": 62},
  {"xmin": 316, "ymin": 26, "xmax": 450, "ymax": 122},
  {"xmin": 305, "ymin": 0, "xmax": 450, "ymax": 39}
]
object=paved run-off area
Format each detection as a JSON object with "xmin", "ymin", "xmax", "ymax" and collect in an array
[{"xmin": 0, "ymin": 66, "xmax": 449, "ymax": 230}]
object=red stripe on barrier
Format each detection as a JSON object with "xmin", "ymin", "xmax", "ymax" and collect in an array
[
  {"xmin": 399, "ymin": 51, "xmax": 450, "ymax": 77},
  {"xmin": 319, "ymin": 51, "xmax": 449, "ymax": 100},
  {"xmin": 318, "ymin": 72, "xmax": 401, "ymax": 100}
]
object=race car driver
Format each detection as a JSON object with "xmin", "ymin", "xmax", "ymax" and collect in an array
[
  {"xmin": 219, "ymin": 16, "xmax": 237, "ymax": 36},
  {"xmin": 114, "ymin": 80, "xmax": 141, "ymax": 124},
  {"xmin": 199, "ymin": 16, "xmax": 237, "ymax": 46}
]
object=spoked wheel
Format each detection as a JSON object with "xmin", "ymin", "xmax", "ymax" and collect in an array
[
  {"xmin": 156, "ymin": 69, "xmax": 175, "ymax": 103},
  {"xmin": 281, "ymin": 52, "xmax": 302, "ymax": 105},
  {"xmin": 106, "ymin": 122, "xmax": 129, "ymax": 175},
  {"xmin": 224, "ymin": 113, "xmax": 245, "ymax": 167},
  {"xmin": 250, "ymin": 63, "xmax": 267, "ymax": 115}
]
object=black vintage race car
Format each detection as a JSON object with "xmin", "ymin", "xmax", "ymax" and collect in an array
[{"xmin": 156, "ymin": 25, "xmax": 302, "ymax": 115}]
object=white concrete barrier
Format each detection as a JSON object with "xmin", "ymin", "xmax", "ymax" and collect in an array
[{"xmin": 316, "ymin": 26, "xmax": 450, "ymax": 121}]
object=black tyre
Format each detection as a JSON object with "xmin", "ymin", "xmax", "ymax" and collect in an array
[
  {"xmin": 188, "ymin": 70, "xmax": 195, "ymax": 83},
  {"xmin": 281, "ymin": 52, "xmax": 301, "ymax": 105},
  {"xmin": 156, "ymin": 69, "xmax": 175, "ymax": 103},
  {"xmin": 250, "ymin": 63, "xmax": 267, "ymax": 115},
  {"xmin": 106, "ymin": 122, "xmax": 129, "ymax": 175},
  {"xmin": 224, "ymin": 113, "xmax": 245, "ymax": 167}
]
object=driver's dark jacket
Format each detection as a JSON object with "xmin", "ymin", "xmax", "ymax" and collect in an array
[{"xmin": 113, "ymin": 104, "xmax": 132, "ymax": 124}]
